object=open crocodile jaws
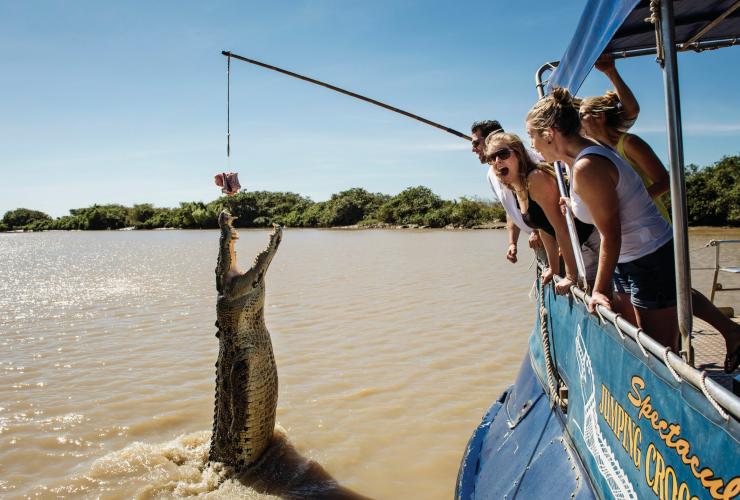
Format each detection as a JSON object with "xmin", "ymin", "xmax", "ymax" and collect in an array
[{"xmin": 210, "ymin": 210, "xmax": 282, "ymax": 469}]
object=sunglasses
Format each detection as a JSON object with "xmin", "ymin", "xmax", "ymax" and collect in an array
[{"xmin": 488, "ymin": 148, "xmax": 512, "ymax": 162}]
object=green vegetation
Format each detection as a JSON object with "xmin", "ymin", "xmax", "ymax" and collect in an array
[
  {"xmin": 1, "ymin": 208, "xmax": 52, "ymax": 231},
  {"xmin": 3, "ymin": 154, "xmax": 738, "ymax": 232},
  {"xmin": 1, "ymin": 186, "xmax": 506, "ymax": 231},
  {"xmin": 685, "ymin": 155, "xmax": 740, "ymax": 226}
]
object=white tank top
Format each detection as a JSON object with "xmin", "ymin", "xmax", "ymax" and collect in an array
[{"xmin": 569, "ymin": 145, "xmax": 672, "ymax": 263}]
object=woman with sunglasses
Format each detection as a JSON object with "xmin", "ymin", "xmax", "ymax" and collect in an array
[
  {"xmin": 578, "ymin": 90, "xmax": 740, "ymax": 372},
  {"xmin": 526, "ymin": 87, "xmax": 679, "ymax": 352},
  {"xmin": 484, "ymin": 132, "xmax": 599, "ymax": 294}
]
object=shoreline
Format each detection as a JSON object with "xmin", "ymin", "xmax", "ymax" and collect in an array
[
  {"xmin": 1, "ymin": 222, "xmax": 510, "ymax": 232},
  {"xmin": 4, "ymin": 224, "xmax": 740, "ymax": 233}
]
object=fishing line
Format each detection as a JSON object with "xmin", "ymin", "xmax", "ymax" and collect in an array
[
  {"xmin": 214, "ymin": 53, "xmax": 241, "ymax": 196},
  {"xmin": 227, "ymin": 53, "xmax": 231, "ymax": 160}
]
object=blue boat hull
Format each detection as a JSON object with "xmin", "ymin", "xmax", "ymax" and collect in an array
[
  {"xmin": 458, "ymin": 283, "xmax": 740, "ymax": 500},
  {"xmin": 456, "ymin": 353, "xmax": 598, "ymax": 499}
]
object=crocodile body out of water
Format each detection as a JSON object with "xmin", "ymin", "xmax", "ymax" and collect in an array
[{"xmin": 209, "ymin": 210, "xmax": 282, "ymax": 469}]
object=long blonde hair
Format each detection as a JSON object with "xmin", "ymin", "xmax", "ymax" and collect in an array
[
  {"xmin": 579, "ymin": 90, "xmax": 630, "ymax": 132},
  {"xmin": 485, "ymin": 132, "xmax": 556, "ymax": 211}
]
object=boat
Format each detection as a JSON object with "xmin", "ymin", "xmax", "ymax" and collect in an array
[{"xmin": 455, "ymin": 1, "xmax": 740, "ymax": 499}]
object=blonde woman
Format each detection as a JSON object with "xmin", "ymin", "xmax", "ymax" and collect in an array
[
  {"xmin": 578, "ymin": 91, "xmax": 670, "ymax": 221},
  {"xmin": 579, "ymin": 90, "xmax": 740, "ymax": 372},
  {"xmin": 526, "ymin": 88, "xmax": 679, "ymax": 352},
  {"xmin": 484, "ymin": 132, "xmax": 599, "ymax": 294}
]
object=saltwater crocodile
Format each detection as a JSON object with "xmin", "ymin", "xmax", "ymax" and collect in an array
[{"xmin": 210, "ymin": 210, "xmax": 282, "ymax": 469}]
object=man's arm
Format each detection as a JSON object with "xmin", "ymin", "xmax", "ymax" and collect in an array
[
  {"xmin": 506, "ymin": 215, "xmax": 520, "ymax": 263},
  {"xmin": 595, "ymin": 54, "xmax": 640, "ymax": 124}
]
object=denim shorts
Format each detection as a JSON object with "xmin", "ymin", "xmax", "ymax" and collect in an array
[{"xmin": 613, "ymin": 240, "xmax": 677, "ymax": 310}]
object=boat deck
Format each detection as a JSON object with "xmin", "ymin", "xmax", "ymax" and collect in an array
[{"xmin": 692, "ymin": 314, "xmax": 739, "ymax": 392}]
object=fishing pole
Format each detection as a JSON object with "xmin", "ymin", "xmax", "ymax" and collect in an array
[{"xmin": 222, "ymin": 50, "xmax": 471, "ymax": 141}]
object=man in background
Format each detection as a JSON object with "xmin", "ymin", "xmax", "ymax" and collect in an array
[{"xmin": 471, "ymin": 120, "xmax": 541, "ymax": 264}]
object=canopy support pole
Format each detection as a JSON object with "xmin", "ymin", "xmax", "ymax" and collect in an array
[
  {"xmin": 554, "ymin": 161, "xmax": 589, "ymax": 290},
  {"xmin": 535, "ymin": 71, "xmax": 588, "ymax": 290},
  {"xmin": 658, "ymin": 0, "xmax": 693, "ymax": 365}
]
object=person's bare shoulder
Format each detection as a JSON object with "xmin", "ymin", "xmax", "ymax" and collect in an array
[
  {"xmin": 573, "ymin": 155, "xmax": 614, "ymax": 185},
  {"xmin": 527, "ymin": 168, "xmax": 555, "ymax": 192}
]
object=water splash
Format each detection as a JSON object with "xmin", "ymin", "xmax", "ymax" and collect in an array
[{"xmin": 31, "ymin": 427, "xmax": 369, "ymax": 499}]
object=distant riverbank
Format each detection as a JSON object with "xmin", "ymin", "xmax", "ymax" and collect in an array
[
  {"xmin": 1, "ymin": 221, "xmax": 508, "ymax": 233},
  {"xmin": 3, "ymin": 155, "xmax": 738, "ymax": 232},
  {"xmin": 0, "ymin": 186, "xmax": 507, "ymax": 232}
]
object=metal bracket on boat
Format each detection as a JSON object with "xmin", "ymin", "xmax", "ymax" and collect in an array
[
  {"xmin": 700, "ymin": 372, "xmax": 730, "ymax": 421},
  {"xmin": 558, "ymin": 386, "xmax": 569, "ymax": 407},
  {"xmin": 662, "ymin": 347, "xmax": 683, "ymax": 383},
  {"xmin": 507, "ymin": 397, "xmax": 539, "ymax": 429}
]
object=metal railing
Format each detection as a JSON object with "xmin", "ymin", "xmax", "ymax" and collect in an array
[
  {"xmin": 547, "ymin": 274, "xmax": 740, "ymax": 421},
  {"xmin": 707, "ymin": 240, "xmax": 740, "ymax": 302}
]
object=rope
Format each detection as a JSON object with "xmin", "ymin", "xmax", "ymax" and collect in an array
[
  {"xmin": 646, "ymin": 0, "xmax": 665, "ymax": 66},
  {"xmin": 635, "ymin": 329, "xmax": 650, "ymax": 358},
  {"xmin": 539, "ymin": 276, "xmax": 566, "ymax": 410},
  {"xmin": 227, "ymin": 54, "xmax": 231, "ymax": 158},
  {"xmin": 699, "ymin": 372, "xmax": 730, "ymax": 420},
  {"xmin": 612, "ymin": 314, "xmax": 626, "ymax": 340},
  {"xmin": 595, "ymin": 306, "xmax": 606, "ymax": 325},
  {"xmin": 662, "ymin": 347, "xmax": 682, "ymax": 383}
]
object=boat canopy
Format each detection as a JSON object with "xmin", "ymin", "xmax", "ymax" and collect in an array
[{"xmin": 547, "ymin": 0, "xmax": 740, "ymax": 93}]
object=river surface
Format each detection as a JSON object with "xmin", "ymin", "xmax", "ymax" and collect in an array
[{"xmin": 2, "ymin": 227, "xmax": 739, "ymax": 499}]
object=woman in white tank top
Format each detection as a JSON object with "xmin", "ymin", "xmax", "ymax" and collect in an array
[
  {"xmin": 579, "ymin": 90, "xmax": 740, "ymax": 371},
  {"xmin": 525, "ymin": 88, "xmax": 679, "ymax": 353}
]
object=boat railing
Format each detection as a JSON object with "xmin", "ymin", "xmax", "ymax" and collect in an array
[
  {"xmin": 705, "ymin": 240, "xmax": 740, "ymax": 303},
  {"xmin": 547, "ymin": 273, "xmax": 740, "ymax": 421}
]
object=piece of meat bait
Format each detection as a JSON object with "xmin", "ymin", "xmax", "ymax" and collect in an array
[{"xmin": 214, "ymin": 172, "xmax": 241, "ymax": 196}]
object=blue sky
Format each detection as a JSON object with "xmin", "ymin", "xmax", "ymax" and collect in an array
[{"xmin": 1, "ymin": 1, "xmax": 738, "ymax": 217}]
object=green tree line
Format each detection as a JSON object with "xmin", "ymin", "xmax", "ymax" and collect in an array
[
  {"xmin": 2, "ymin": 154, "xmax": 738, "ymax": 232},
  {"xmin": 0, "ymin": 186, "xmax": 506, "ymax": 231}
]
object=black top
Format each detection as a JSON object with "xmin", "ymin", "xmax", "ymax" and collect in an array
[{"xmin": 517, "ymin": 194, "xmax": 594, "ymax": 245}]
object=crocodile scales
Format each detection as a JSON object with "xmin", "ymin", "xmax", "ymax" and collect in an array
[{"xmin": 210, "ymin": 210, "xmax": 282, "ymax": 469}]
